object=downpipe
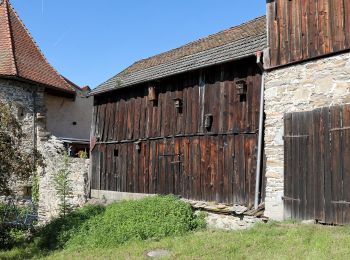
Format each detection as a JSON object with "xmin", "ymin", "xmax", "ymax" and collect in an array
[{"xmin": 254, "ymin": 51, "xmax": 265, "ymax": 210}]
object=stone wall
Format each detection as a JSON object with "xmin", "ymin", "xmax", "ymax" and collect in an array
[
  {"xmin": 0, "ymin": 79, "xmax": 44, "ymax": 196},
  {"xmin": 37, "ymin": 136, "xmax": 89, "ymax": 222},
  {"xmin": 0, "ymin": 79, "xmax": 89, "ymax": 222},
  {"xmin": 264, "ymin": 51, "xmax": 350, "ymax": 220}
]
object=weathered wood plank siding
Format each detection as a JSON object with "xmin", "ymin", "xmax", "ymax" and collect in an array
[
  {"xmin": 267, "ymin": 0, "xmax": 350, "ymax": 68},
  {"xmin": 91, "ymin": 58, "xmax": 263, "ymax": 206},
  {"xmin": 284, "ymin": 104, "xmax": 350, "ymax": 225}
]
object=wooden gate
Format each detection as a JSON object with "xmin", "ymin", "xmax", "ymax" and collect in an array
[{"xmin": 284, "ymin": 105, "xmax": 350, "ymax": 225}]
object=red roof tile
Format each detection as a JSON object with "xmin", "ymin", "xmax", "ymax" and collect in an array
[{"xmin": 0, "ymin": 0, "xmax": 75, "ymax": 93}]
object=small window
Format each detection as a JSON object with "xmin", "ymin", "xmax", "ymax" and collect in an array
[
  {"xmin": 72, "ymin": 122, "xmax": 77, "ymax": 126},
  {"xmin": 114, "ymin": 149, "xmax": 119, "ymax": 157}
]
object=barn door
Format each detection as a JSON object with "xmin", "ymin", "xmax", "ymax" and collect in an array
[
  {"xmin": 158, "ymin": 139, "xmax": 182, "ymax": 195},
  {"xmin": 284, "ymin": 105, "xmax": 350, "ymax": 225}
]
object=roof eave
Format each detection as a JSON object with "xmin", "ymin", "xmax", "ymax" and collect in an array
[
  {"xmin": 90, "ymin": 51, "xmax": 262, "ymax": 97},
  {"xmin": 0, "ymin": 74, "xmax": 76, "ymax": 97}
]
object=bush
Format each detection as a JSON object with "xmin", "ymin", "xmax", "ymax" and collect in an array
[
  {"xmin": 36, "ymin": 204, "xmax": 105, "ymax": 250},
  {"xmin": 66, "ymin": 195, "xmax": 205, "ymax": 248},
  {"xmin": 0, "ymin": 203, "xmax": 30, "ymax": 250}
]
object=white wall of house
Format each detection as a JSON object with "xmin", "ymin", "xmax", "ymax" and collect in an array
[{"xmin": 45, "ymin": 90, "xmax": 93, "ymax": 140}]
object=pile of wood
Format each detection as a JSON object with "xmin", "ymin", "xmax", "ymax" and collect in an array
[{"xmin": 184, "ymin": 199, "xmax": 266, "ymax": 219}]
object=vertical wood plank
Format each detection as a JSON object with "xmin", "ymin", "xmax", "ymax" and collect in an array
[
  {"xmin": 308, "ymin": 0, "xmax": 319, "ymax": 58},
  {"xmin": 192, "ymin": 137, "xmax": 201, "ymax": 200},
  {"xmin": 284, "ymin": 113, "xmax": 293, "ymax": 219},
  {"xmin": 133, "ymin": 95, "xmax": 141, "ymax": 140},
  {"xmin": 210, "ymin": 136, "xmax": 218, "ymax": 202},
  {"xmin": 291, "ymin": 112, "xmax": 300, "ymax": 219},
  {"xmin": 313, "ymin": 109, "xmax": 325, "ymax": 221},
  {"xmin": 341, "ymin": 105, "xmax": 350, "ymax": 224},
  {"xmin": 330, "ymin": 105, "xmax": 342, "ymax": 224},
  {"xmin": 182, "ymin": 138, "xmax": 190, "ymax": 199},
  {"xmin": 322, "ymin": 107, "xmax": 332, "ymax": 223},
  {"xmin": 344, "ymin": 0, "xmax": 350, "ymax": 47},
  {"xmin": 330, "ymin": 0, "xmax": 346, "ymax": 52}
]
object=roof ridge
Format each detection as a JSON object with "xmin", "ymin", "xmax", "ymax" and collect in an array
[
  {"xmin": 118, "ymin": 15, "xmax": 266, "ymax": 77},
  {"xmin": 127, "ymin": 16, "xmax": 266, "ymax": 70},
  {"xmin": 5, "ymin": 1, "xmax": 75, "ymax": 92},
  {"xmin": 92, "ymin": 15, "xmax": 267, "ymax": 95}
]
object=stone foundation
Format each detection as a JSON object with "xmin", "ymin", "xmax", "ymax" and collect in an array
[
  {"xmin": 203, "ymin": 212, "xmax": 263, "ymax": 231},
  {"xmin": 264, "ymin": 51, "xmax": 350, "ymax": 220},
  {"xmin": 188, "ymin": 199, "xmax": 266, "ymax": 230}
]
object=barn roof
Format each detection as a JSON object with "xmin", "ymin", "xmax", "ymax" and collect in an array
[
  {"xmin": 0, "ymin": 0, "xmax": 75, "ymax": 94},
  {"xmin": 92, "ymin": 16, "xmax": 266, "ymax": 95}
]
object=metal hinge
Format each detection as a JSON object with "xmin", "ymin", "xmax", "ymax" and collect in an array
[
  {"xmin": 283, "ymin": 135, "xmax": 309, "ymax": 139},
  {"xmin": 170, "ymin": 161, "xmax": 182, "ymax": 164},
  {"xmin": 282, "ymin": 196, "xmax": 300, "ymax": 202},
  {"xmin": 330, "ymin": 126, "xmax": 350, "ymax": 132},
  {"xmin": 331, "ymin": 201, "xmax": 350, "ymax": 205}
]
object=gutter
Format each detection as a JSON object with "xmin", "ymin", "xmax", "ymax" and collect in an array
[{"xmin": 254, "ymin": 51, "xmax": 265, "ymax": 209}]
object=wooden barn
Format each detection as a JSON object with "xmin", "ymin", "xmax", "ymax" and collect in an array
[
  {"xmin": 264, "ymin": 0, "xmax": 350, "ymax": 224},
  {"xmin": 90, "ymin": 17, "xmax": 267, "ymax": 207}
]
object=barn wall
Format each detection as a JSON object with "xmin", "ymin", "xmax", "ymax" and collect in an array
[
  {"xmin": 264, "ymin": 51, "xmax": 350, "ymax": 220},
  {"xmin": 266, "ymin": 0, "xmax": 350, "ymax": 68},
  {"xmin": 91, "ymin": 58, "xmax": 263, "ymax": 206}
]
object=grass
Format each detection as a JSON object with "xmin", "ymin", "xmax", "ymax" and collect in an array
[
  {"xmin": 1, "ymin": 222, "xmax": 350, "ymax": 259},
  {"xmin": 0, "ymin": 195, "xmax": 205, "ymax": 259},
  {"xmin": 1, "ymin": 197, "xmax": 350, "ymax": 259}
]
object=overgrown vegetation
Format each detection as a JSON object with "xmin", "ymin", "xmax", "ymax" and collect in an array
[
  {"xmin": 2, "ymin": 220, "xmax": 350, "ymax": 259},
  {"xmin": 54, "ymin": 153, "xmax": 73, "ymax": 217},
  {"xmin": 36, "ymin": 204, "xmax": 105, "ymax": 251},
  {"xmin": 0, "ymin": 102, "xmax": 41, "ymax": 195},
  {"xmin": 0, "ymin": 196, "xmax": 205, "ymax": 258},
  {"xmin": 77, "ymin": 150, "xmax": 88, "ymax": 159},
  {"xmin": 66, "ymin": 195, "xmax": 205, "ymax": 249},
  {"xmin": 46, "ymin": 223, "xmax": 350, "ymax": 260},
  {"xmin": 0, "ymin": 103, "xmax": 43, "ymax": 251},
  {"xmin": 31, "ymin": 172, "xmax": 40, "ymax": 205},
  {"xmin": 0, "ymin": 203, "xmax": 32, "ymax": 250}
]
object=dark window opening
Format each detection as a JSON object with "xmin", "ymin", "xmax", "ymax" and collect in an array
[
  {"xmin": 23, "ymin": 186, "xmax": 32, "ymax": 199},
  {"xmin": 64, "ymin": 143, "xmax": 90, "ymax": 158},
  {"xmin": 72, "ymin": 122, "xmax": 77, "ymax": 126},
  {"xmin": 114, "ymin": 149, "xmax": 119, "ymax": 157}
]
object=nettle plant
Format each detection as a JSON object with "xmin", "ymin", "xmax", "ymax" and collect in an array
[{"xmin": 0, "ymin": 101, "xmax": 41, "ymax": 196}]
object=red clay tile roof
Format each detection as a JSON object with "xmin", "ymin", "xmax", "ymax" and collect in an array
[
  {"xmin": 92, "ymin": 16, "xmax": 266, "ymax": 95},
  {"xmin": 120, "ymin": 16, "xmax": 266, "ymax": 77},
  {"xmin": 0, "ymin": 0, "xmax": 75, "ymax": 93}
]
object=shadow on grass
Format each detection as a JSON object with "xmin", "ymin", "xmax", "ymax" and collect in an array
[{"xmin": 0, "ymin": 204, "xmax": 105, "ymax": 259}]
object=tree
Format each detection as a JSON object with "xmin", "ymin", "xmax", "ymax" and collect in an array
[
  {"xmin": 0, "ymin": 102, "xmax": 40, "ymax": 196},
  {"xmin": 54, "ymin": 152, "xmax": 73, "ymax": 217}
]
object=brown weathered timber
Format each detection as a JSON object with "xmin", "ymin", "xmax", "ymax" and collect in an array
[
  {"xmin": 284, "ymin": 104, "xmax": 350, "ymax": 225},
  {"xmin": 267, "ymin": 0, "xmax": 350, "ymax": 68},
  {"xmin": 91, "ymin": 58, "xmax": 263, "ymax": 205}
]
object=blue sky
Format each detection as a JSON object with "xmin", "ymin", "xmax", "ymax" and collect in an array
[{"xmin": 10, "ymin": 0, "xmax": 265, "ymax": 88}]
